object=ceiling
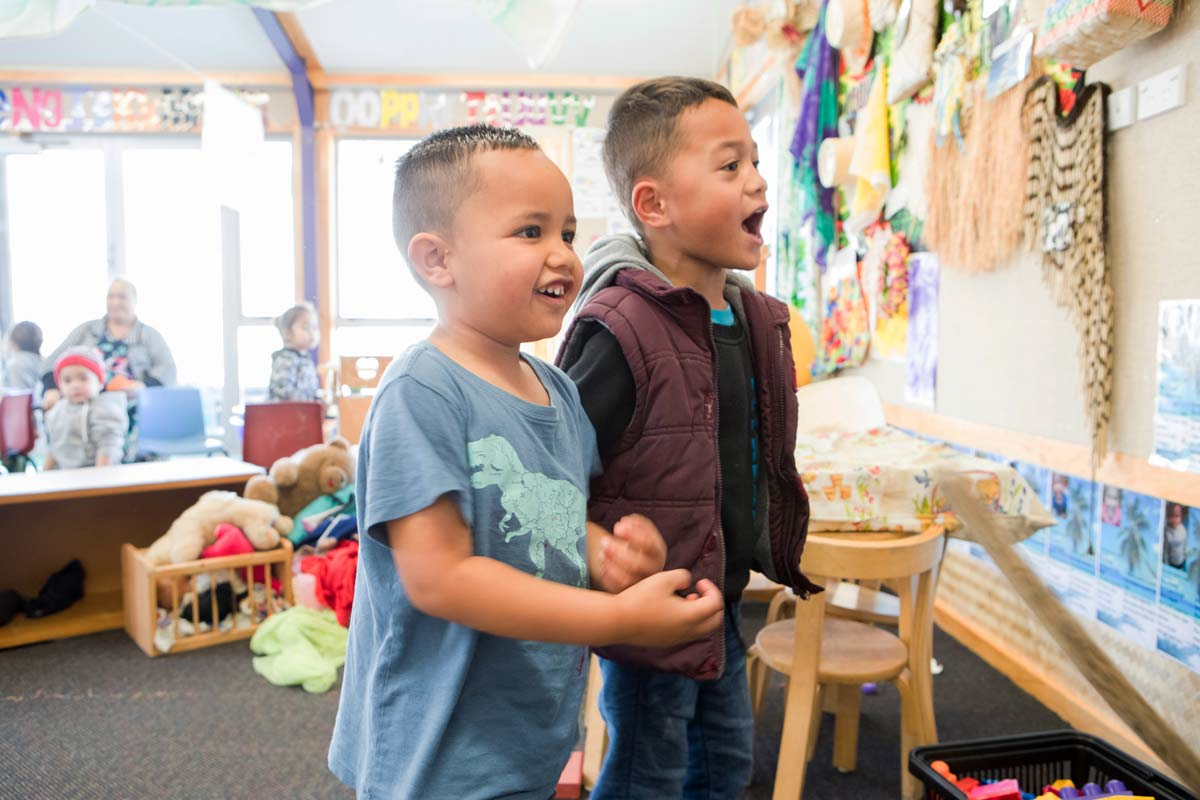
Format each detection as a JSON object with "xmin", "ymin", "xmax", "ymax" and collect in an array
[
  {"xmin": 0, "ymin": 0, "xmax": 742, "ymax": 80},
  {"xmin": 0, "ymin": 5, "xmax": 284, "ymax": 73}
]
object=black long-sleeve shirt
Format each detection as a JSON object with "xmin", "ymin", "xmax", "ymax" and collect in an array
[{"xmin": 562, "ymin": 312, "xmax": 761, "ymax": 602}]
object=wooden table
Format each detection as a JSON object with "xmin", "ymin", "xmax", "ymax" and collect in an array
[{"xmin": 0, "ymin": 457, "xmax": 262, "ymax": 650}]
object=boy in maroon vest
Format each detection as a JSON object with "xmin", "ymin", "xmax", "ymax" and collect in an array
[{"xmin": 559, "ymin": 77, "xmax": 818, "ymax": 799}]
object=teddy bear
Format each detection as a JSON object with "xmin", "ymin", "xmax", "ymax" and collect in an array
[
  {"xmin": 146, "ymin": 491, "xmax": 293, "ymax": 566},
  {"xmin": 243, "ymin": 436, "xmax": 355, "ymax": 520}
]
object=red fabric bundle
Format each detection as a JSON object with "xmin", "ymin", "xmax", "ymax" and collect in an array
[{"xmin": 299, "ymin": 540, "xmax": 358, "ymax": 627}]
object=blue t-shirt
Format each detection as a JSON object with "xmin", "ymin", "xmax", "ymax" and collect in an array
[{"xmin": 328, "ymin": 342, "xmax": 600, "ymax": 800}]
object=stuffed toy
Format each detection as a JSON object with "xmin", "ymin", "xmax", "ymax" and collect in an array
[
  {"xmin": 243, "ymin": 437, "xmax": 355, "ymax": 519},
  {"xmin": 146, "ymin": 491, "xmax": 292, "ymax": 566}
]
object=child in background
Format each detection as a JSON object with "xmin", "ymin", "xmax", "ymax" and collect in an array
[
  {"xmin": 1163, "ymin": 502, "xmax": 1188, "ymax": 569},
  {"xmin": 1101, "ymin": 485, "xmax": 1123, "ymax": 527},
  {"xmin": 2, "ymin": 321, "xmax": 44, "ymax": 395},
  {"xmin": 1051, "ymin": 473, "xmax": 1070, "ymax": 518},
  {"xmin": 43, "ymin": 346, "xmax": 128, "ymax": 470},
  {"xmin": 327, "ymin": 125, "xmax": 724, "ymax": 800},
  {"xmin": 269, "ymin": 303, "xmax": 321, "ymax": 402}
]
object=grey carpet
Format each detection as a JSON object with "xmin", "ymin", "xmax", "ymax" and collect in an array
[{"xmin": 0, "ymin": 605, "xmax": 1065, "ymax": 799}]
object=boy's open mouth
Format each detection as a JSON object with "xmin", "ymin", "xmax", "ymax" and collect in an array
[{"xmin": 742, "ymin": 208, "xmax": 767, "ymax": 239}]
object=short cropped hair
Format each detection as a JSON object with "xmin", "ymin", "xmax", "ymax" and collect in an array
[
  {"xmin": 274, "ymin": 302, "xmax": 315, "ymax": 335},
  {"xmin": 8, "ymin": 321, "xmax": 43, "ymax": 355},
  {"xmin": 392, "ymin": 125, "xmax": 541, "ymax": 257},
  {"xmin": 604, "ymin": 77, "xmax": 738, "ymax": 227}
]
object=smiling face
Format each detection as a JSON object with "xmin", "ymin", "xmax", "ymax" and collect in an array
[
  {"xmin": 652, "ymin": 98, "xmax": 768, "ymax": 273},
  {"xmin": 436, "ymin": 148, "xmax": 582, "ymax": 346}
]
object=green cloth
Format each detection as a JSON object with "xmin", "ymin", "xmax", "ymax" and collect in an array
[
  {"xmin": 287, "ymin": 484, "xmax": 356, "ymax": 543},
  {"xmin": 250, "ymin": 607, "xmax": 348, "ymax": 693}
]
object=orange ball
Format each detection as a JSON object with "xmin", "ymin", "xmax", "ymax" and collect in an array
[{"xmin": 932, "ymin": 760, "xmax": 951, "ymax": 776}]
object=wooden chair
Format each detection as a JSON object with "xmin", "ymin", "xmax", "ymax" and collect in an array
[
  {"xmin": 0, "ymin": 391, "xmax": 36, "ymax": 472},
  {"xmin": 744, "ymin": 570, "xmax": 788, "ymax": 603},
  {"xmin": 748, "ymin": 526, "xmax": 946, "ymax": 800},
  {"xmin": 242, "ymin": 401, "xmax": 324, "ymax": 468},
  {"xmin": 337, "ymin": 356, "xmax": 392, "ymax": 445}
]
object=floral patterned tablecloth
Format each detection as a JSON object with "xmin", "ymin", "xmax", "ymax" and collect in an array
[{"xmin": 795, "ymin": 427, "xmax": 1055, "ymax": 536}]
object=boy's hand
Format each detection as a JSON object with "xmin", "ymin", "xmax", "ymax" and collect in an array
[
  {"xmin": 595, "ymin": 514, "xmax": 668, "ymax": 593},
  {"xmin": 612, "ymin": 569, "xmax": 723, "ymax": 647}
]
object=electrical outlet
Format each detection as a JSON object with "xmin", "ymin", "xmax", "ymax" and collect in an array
[
  {"xmin": 1137, "ymin": 64, "xmax": 1188, "ymax": 122},
  {"xmin": 1107, "ymin": 87, "xmax": 1135, "ymax": 131}
]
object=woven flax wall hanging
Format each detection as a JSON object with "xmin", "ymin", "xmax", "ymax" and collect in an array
[
  {"xmin": 924, "ymin": 73, "xmax": 1037, "ymax": 274},
  {"xmin": 1023, "ymin": 77, "xmax": 1113, "ymax": 461}
]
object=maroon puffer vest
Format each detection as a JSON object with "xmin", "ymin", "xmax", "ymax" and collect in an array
[{"xmin": 559, "ymin": 269, "xmax": 818, "ymax": 680}]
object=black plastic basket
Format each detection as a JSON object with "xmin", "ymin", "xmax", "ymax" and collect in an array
[{"xmin": 909, "ymin": 730, "xmax": 1197, "ymax": 800}]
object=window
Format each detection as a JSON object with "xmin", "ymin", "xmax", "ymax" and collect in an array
[
  {"xmin": 332, "ymin": 324, "xmax": 431, "ymax": 362},
  {"xmin": 122, "ymin": 147, "xmax": 224, "ymax": 389},
  {"xmin": 6, "ymin": 148, "xmax": 109, "ymax": 351},
  {"xmin": 238, "ymin": 141, "xmax": 296, "ymax": 318},
  {"xmin": 5, "ymin": 136, "xmax": 296, "ymax": 456},
  {"xmin": 335, "ymin": 138, "xmax": 433, "ymax": 321},
  {"xmin": 237, "ymin": 324, "xmax": 284, "ymax": 400}
]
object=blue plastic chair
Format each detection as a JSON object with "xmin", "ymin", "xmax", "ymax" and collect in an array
[{"xmin": 135, "ymin": 386, "xmax": 226, "ymax": 459}]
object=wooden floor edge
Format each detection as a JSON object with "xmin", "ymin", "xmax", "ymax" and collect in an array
[{"xmin": 933, "ymin": 599, "xmax": 1182, "ymax": 782}]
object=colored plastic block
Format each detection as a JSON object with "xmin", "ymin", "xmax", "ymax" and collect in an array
[
  {"xmin": 555, "ymin": 751, "xmax": 582, "ymax": 799},
  {"xmin": 957, "ymin": 777, "xmax": 981, "ymax": 793},
  {"xmin": 970, "ymin": 780, "xmax": 1023, "ymax": 800}
]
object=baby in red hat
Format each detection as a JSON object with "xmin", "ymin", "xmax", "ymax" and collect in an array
[{"xmin": 43, "ymin": 346, "xmax": 129, "ymax": 470}]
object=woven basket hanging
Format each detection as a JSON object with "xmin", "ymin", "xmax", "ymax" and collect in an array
[
  {"xmin": 1023, "ymin": 77, "xmax": 1113, "ymax": 462},
  {"xmin": 1035, "ymin": 0, "xmax": 1174, "ymax": 68}
]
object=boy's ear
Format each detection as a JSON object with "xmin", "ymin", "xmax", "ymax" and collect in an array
[
  {"xmin": 407, "ymin": 233, "xmax": 454, "ymax": 289},
  {"xmin": 631, "ymin": 178, "xmax": 670, "ymax": 230}
]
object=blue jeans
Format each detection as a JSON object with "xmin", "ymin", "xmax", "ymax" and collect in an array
[{"xmin": 591, "ymin": 603, "xmax": 754, "ymax": 800}]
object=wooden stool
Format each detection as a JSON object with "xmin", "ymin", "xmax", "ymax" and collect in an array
[{"xmin": 747, "ymin": 527, "xmax": 945, "ymax": 799}]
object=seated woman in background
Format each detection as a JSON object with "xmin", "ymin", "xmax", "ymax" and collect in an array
[
  {"xmin": 40, "ymin": 277, "xmax": 177, "ymax": 410},
  {"xmin": 43, "ymin": 347, "xmax": 128, "ymax": 470},
  {"xmin": 268, "ymin": 302, "xmax": 321, "ymax": 402},
  {"xmin": 2, "ymin": 321, "xmax": 44, "ymax": 396}
]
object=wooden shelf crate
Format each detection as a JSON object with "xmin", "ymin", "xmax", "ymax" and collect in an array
[{"xmin": 122, "ymin": 540, "xmax": 294, "ymax": 656}]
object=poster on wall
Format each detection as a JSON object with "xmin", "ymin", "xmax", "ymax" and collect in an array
[
  {"xmin": 326, "ymin": 88, "xmax": 600, "ymax": 132},
  {"xmin": 864, "ymin": 224, "xmax": 910, "ymax": 362},
  {"xmin": 1013, "ymin": 461, "xmax": 1053, "ymax": 580},
  {"xmin": 569, "ymin": 126, "xmax": 628, "ymax": 236},
  {"xmin": 905, "ymin": 253, "xmax": 939, "ymax": 406},
  {"xmin": 815, "ymin": 246, "xmax": 871, "ymax": 375},
  {"xmin": 1095, "ymin": 488, "xmax": 1163, "ymax": 649},
  {"xmin": 201, "ymin": 81, "xmax": 264, "ymax": 212},
  {"xmin": 1156, "ymin": 501, "xmax": 1200, "ymax": 672},
  {"xmin": 1151, "ymin": 300, "xmax": 1200, "ymax": 475},
  {"xmin": 1044, "ymin": 473, "xmax": 1099, "ymax": 620},
  {"xmin": 0, "ymin": 84, "xmax": 285, "ymax": 133}
]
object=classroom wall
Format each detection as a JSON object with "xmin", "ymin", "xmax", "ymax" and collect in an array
[{"xmin": 848, "ymin": 5, "xmax": 1200, "ymax": 460}]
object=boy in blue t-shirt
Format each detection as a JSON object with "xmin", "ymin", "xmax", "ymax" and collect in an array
[{"xmin": 328, "ymin": 125, "xmax": 725, "ymax": 800}]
